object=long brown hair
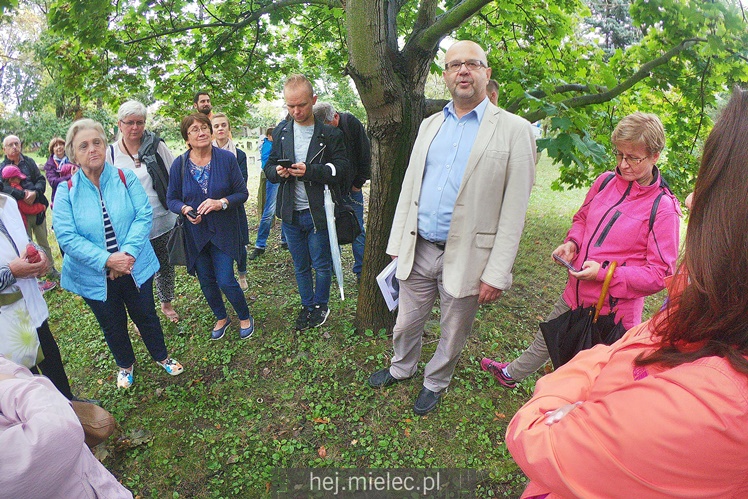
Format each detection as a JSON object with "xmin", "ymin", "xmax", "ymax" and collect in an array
[{"xmin": 637, "ymin": 87, "xmax": 748, "ymax": 373}]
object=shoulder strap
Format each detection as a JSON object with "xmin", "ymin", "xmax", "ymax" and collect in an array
[
  {"xmin": 109, "ymin": 144, "xmax": 115, "ymax": 162},
  {"xmin": 649, "ymin": 190, "xmax": 665, "ymax": 232},
  {"xmin": 599, "ymin": 172, "xmax": 616, "ymax": 192},
  {"xmin": 67, "ymin": 168, "xmax": 127, "ymax": 189}
]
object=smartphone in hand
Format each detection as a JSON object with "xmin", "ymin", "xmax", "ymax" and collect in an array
[
  {"xmin": 186, "ymin": 209, "xmax": 198, "ymax": 220},
  {"xmin": 553, "ymin": 254, "xmax": 580, "ymax": 273},
  {"xmin": 278, "ymin": 159, "xmax": 292, "ymax": 169}
]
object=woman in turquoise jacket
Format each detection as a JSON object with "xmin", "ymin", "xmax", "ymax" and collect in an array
[{"xmin": 54, "ymin": 119, "xmax": 184, "ymax": 389}]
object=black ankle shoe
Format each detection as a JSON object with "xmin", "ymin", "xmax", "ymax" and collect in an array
[
  {"xmin": 248, "ymin": 248, "xmax": 265, "ymax": 260},
  {"xmin": 413, "ymin": 387, "xmax": 442, "ymax": 415},
  {"xmin": 368, "ymin": 368, "xmax": 410, "ymax": 388}
]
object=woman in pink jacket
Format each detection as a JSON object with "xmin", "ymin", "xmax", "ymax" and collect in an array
[
  {"xmin": 482, "ymin": 112, "xmax": 681, "ymax": 388},
  {"xmin": 505, "ymin": 87, "xmax": 748, "ymax": 498}
]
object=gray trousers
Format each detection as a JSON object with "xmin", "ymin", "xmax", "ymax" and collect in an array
[
  {"xmin": 389, "ymin": 238, "xmax": 481, "ymax": 393},
  {"xmin": 507, "ymin": 295, "xmax": 571, "ymax": 381}
]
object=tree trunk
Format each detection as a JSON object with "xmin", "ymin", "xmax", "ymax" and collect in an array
[
  {"xmin": 355, "ymin": 92, "xmax": 426, "ymax": 333},
  {"xmin": 346, "ymin": 0, "xmax": 435, "ymax": 332}
]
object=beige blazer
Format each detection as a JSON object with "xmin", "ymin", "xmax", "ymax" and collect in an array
[{"xmin": 387, "ymin": 102, "xmax": 537, "ymax": 298}]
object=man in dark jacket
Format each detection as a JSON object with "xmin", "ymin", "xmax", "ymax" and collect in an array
[
  {"xmin": 1, "ymin": 135, "xmax": 59, "ymax": 289},
  {"xmin": 313, "ymin": 102, "xmax": 371, "ymax": 281},
  {"xmin": 265, "ymin": 75, "xmax": 349, "ymax": 331}
]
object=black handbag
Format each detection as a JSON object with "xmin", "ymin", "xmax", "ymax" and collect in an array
[
  {"xmin": 335, "ymin": 202, "xmax": 361, "ymax": 245},
  {"xmin": 166, "ymin": 217, "xmax": 187, "ymax": 266},
  {"xmin": 166, "ymin": 154, "xmax": 188, "ymax": 266}
]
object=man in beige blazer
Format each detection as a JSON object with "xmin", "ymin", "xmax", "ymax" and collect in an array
[{"xmin": 368, "ymin": 40, "xmax": 537, "ymax": 415}]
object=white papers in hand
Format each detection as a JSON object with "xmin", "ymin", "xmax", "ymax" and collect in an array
[{"xmin": 376, "ymin": 258, "xmax": 399, "ymax": 311}]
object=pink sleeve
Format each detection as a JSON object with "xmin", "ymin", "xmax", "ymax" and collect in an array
[
  {"xmin": 506, "ymin": 348, "xmax": 748, "ymax": 497},
  {"xmin": 0, "ymin": 376, "xmax": 84, "ymax": 495}
]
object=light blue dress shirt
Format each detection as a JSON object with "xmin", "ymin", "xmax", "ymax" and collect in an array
[{"xmin": 417, "ymin": 97, "xmax": 489, "ymax": 243}]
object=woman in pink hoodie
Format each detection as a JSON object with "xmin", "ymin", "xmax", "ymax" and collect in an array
[
  {"xmin": 482, "ymin": 112, "xmax": 681, "ymax": 388},
  {"xmin": 505, "ymin": 87, "xmax": 748, "ymax": 498}
]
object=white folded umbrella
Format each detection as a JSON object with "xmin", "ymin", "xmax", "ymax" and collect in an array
[{"xmin": 324, "ymin": 184, "xmax": 345, "ymax": 300}]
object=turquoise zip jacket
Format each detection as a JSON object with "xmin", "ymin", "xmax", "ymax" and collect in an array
[{"xmin": 53, "ymin": 162, "xmax": 159, "ymax": 301}]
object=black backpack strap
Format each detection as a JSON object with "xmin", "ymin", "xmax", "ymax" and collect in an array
[
  {"xmin": 649, "ymin": 191, "xmax": 665, "ymax": 231},
  {"xmin": 599, "ymin": 172, "xmax": 616, "ymax": 192}
]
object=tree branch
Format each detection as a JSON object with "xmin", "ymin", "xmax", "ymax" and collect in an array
[
  {"xmin": 521, "ymin": 38, "xmax": 707, "ymax": 122},
  {"xmin": 122, "ymin": 0, "xmax": 340, "ymax": 45},
  {"xmin": 409, "ymin": 0, "xmax": 493, "ymax": 53}
]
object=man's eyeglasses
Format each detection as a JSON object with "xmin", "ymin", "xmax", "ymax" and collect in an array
[
  {"xmin": 3, "ymin": 142, "xmax": 21, "ymax": 149},
  {"xmin": 188, "ymin": 125, "xmax": 211, "ymax": 135},
  {"xmin": 120, "ymin": 120, "xmax": 146, "ymax": 127},
  {"xmin": 444, "ymin": 59, "xmax": 487, "ymax": 73},
  {"xmin": 614, "ymin": 151, "xmax": 650, "ymax": 166}
]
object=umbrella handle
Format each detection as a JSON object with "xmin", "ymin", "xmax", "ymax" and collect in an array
[{"xmin": 593, "ymin": 261, "xmax": 618, "ymax": 323}]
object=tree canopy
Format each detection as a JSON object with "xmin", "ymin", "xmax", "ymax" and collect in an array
[{"xmin": 5, "ymin": 0, "xmax": 748, "ymax": 330}]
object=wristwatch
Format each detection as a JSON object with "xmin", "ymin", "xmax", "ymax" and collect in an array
[{"xmin": 221, "ymin": 199, "xmax": 228, "ymax": 210}]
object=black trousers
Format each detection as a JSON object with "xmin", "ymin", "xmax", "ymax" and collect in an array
[{"xmin": 31, "ymin": 320, "xmax": 73, "ymax": 400}]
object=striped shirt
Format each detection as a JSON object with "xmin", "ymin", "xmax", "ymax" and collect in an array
[{"xmin": 101, "ymin": 195, "xmax": 118, "ymax": 253}]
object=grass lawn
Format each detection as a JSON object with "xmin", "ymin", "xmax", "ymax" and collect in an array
[{"xmin": 35, "ymin": 152, "xmax": 674, "ymax": 498}]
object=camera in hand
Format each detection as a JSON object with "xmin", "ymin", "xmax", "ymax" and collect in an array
[{"xmin": 186, "ymin": 209, "xmax": 198, "ymax": 219}]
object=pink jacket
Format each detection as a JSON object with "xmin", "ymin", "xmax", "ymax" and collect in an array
[
  {"xmin": 506, "ymin": 321, "xmax": 748, "ymax": 498},
  {"xmin": 563, "ymin": 168, "xmax": 680, "ymax": 329},
  {"xmin": 0, "ymin": 357, "xmax": 132, "ymax": 498}
]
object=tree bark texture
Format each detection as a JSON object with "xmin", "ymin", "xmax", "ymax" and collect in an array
[{"xmin": 346, "ymin": 0, "xmax": 436, "ymax": 333}]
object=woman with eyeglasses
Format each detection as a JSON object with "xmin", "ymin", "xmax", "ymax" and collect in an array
[
  {"xmin": 166, "ymin": 113, "xmax": 254, "ymax": 341},
  {"xmin": 54, "ymin": 119, "xmax": 184, "ymax": 389},
  {"xmin": 482, "ymin": 112, "xmax": 681, "ymax": 388},
  {"xmin": 106, "ymin": 100, "xmax": 180, "ymax": 323},
  {"xmin": 211, "ymin": 112, "xmax": 250, "ymax": 291},
  {"xmin": 505, "ymin": 87, "xmax": 748, "ymax": 499}
]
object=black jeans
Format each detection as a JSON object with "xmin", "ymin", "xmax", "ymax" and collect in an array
[{"xmin": 83, "ymin": 275, "xmax": 168, "ymax": 369}]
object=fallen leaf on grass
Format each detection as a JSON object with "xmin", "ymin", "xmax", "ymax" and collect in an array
[
  {"xmin": 262, "ymin": 367, "xmax": 271, "ymax": 378},
  {"xmin": 350, "ymin": 439, "xmax": 358, "ymax": 445},
  {"xmin": 227, "ymin": 455, "xmax": 239, "ymax": 464},
  {"xmin": 116, "ymin": 429, "xmax": 153, "ymax": 450},
  {"xmin": 312, "ymin": 417, "xmax": 330, "ymax": 424},
  {"xmin": 404, "ymin": 428, "xmax": 411, "ymax": 437},
  {"xmin": 318, "ymin": 446, "xmax": 327, "ymax": 458},
  {"xmin": 493, "ymin": 412, "xmax": 506, "ymax": 421},
  {"xmin": 93, "ymin": 445, "xmax": 109, "ymax": 461}
]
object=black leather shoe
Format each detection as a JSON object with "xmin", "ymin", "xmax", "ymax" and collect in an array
[
  {"xmin": 248, "ymin": 248, "xmax": 265, "ymax": 260},
  {"xmin": 413, "ymin": 387, "xmax": 442, "ymax": 415},
  {"xmin": 368, "ymin": 368, "xmax": 409, "ymax": 388}
]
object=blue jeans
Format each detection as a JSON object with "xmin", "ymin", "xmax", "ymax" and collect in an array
[
  {"xmin": 83, "ymin": 275, "xmax": 168, "ymax": 368},
  {"xmin": 342, "ymin": 188, "xmax": 366, "ymax": 275},
  {"xmin": 282, "ymin": 209, "xmax": 332, "ymax": 308},
  {"xmin": 194, "ymin": 242, "xmax": 250, "ymax": 321},
  {"xmin": 256, "ymin": 180, "xmax": 285, "ymax": 249}
]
